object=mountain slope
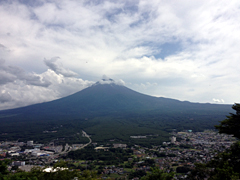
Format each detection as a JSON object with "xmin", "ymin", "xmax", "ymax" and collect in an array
[
  {"xmin": 0, "ymin": 81, "xmax": 232, "ymax": 120},
  {"xmin": 0, "ymin": 80, "xmax": 233, "ymax": 144}
]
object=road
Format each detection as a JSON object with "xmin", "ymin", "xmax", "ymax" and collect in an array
[
  {"xmin": 79, "ymin": 130, "xmax": 92, "ymax": 149},
  {"xmin": 59, "ymin": 143, "xmax": 72, "ymax": 155},
  {"xmin": 57, "ymin": 130, "xmax": 92, "ymax": 155}
]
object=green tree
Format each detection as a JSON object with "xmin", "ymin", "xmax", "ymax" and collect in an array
[
  {"xmin": 188, "ymin": 142, "xmax": 240, "ymax": 180},
  {"xmin": 128, "ymin": 170, "xmax": 146, "ymax": 179},
  {"xmin": 187, "ymin": 163, "xmax": 210, "ymax": 180},
  {"xmin": 215, "ymin": 103, "xmax": 240, "ymax": 139},
  {"xmin": 0, "ymin": 162, "xmax": 99, "ymax": 180},
  {"xmin": 188, "ymin": 103, "xmax": 240, "ymax": 180},
  {"xmin": 141, "ymin": 167, "xmax": 174, "ymax": 180},
  {"xmin": 0, "ymin": 159, "xmax": 10, "ymax": 179},
  {"xmin": 53, "ymin": 160, "xmax": 68, "ymax": 168}
]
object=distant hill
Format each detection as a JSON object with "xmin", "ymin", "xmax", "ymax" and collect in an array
[{"xmin": 0, "ymin": 78, "xmax": 233, "ymax": 145}]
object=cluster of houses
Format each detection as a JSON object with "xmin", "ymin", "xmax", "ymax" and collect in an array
[
  {"xmin": 100, "ymin": 131, "xmax": 236, "ymax": 178},
  {"xmin": 102, "ymin": 165, "xmax": 126, "ymax": 175},
  {"xmin": 140, "ymin": 131, "xmax": 236, "ymax": 171},
  {"xmin": 0, "ymin": 140, "xmax": 61, "ymax": 170},
  {"xmin": 0, "ymin": 141, "xmax": 56, "ymax": 158},
  {"xmin": 0, "ymin": 130, "xmax": 236, "ymax": 179}
]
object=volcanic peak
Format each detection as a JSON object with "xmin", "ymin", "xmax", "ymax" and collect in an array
[{"xmin": 93, "ymin": 76, "xmax": 125, "ymax": 86}]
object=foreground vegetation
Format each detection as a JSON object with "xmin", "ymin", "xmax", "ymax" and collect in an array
[
  {"xmin": 0, "ymin": 160, "xmax": 174, "ymax": 180},
  {"xmin": 187, "ymin": 103, "xmax": 240, "ymax": 179},
  {"xmin": 0, "ymin": 161, "xmax": 99, "ymax": 180}
]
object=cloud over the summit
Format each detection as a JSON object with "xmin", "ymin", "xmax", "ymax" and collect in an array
[{"xmin": 98, "ymin": 75, "xmax": 125, "ymax": 86}]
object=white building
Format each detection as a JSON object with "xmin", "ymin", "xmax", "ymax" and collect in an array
[
  {"xmin": 171, "ymin": 136, "xmax": 176, "ymax": 143},
  {"xmin": 113, "ymin": 144, "xmax": 127, "ymax": 148},
  {"xmin": 12, "ymin": 161, "xmax": 25, "ymax": 166},
  {"xmin": 10, "ymin": 153, "xmax": 19, "ymax": 157},
  {"xmin": 27, "ymin": 141, "xmax": 33, "ymax": 146}
]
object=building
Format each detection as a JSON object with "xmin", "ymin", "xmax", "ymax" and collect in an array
[
  {"xmin": 12, "ymin": 161, "xmax": 25, "ymax": 166},
  {"xmin": 171, "ymin": 136, "xmax": 176, "ymax": 144},
  {"xmin": 10, "ymin": 153, "xmax": 20, "ymax": 157},
  {"xmin": 113, "ymin": 144, "xmax": 127, "ymax": 148},
  {"xmin": 27, "ymin": 141, "xmax": 33, "ymax": 146}
]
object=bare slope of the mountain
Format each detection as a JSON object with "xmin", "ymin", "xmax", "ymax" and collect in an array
[{"xmin": 0, "ymin": 80, "xmax": 232, "ymax": 121}]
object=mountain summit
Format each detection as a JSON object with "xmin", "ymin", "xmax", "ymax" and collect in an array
[
  {"xmin": 0, "ymin": 78, "xmax": 232, "ymax": 122},
  {"xmin": 0, "ymin": 78, "xmax": 233, "ymax": 143},
  {"xmin": 94, "ymin": 76, "xmax": 125, "ymax": 86}
]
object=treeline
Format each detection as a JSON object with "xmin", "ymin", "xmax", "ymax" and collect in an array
[
  {"xmin": 0, "ymin": 160, "xmax": 175, "ymax": 180},
  {"xmin": 0, "ymin": 159, "xmax": 98, "ymax": 180},
  {"xmin": 66, "ymin": 146, "xmax": 133, "ymax": 165},
  {"xmin": 0, "ymin": 106, "xmax": 230, "ymax": 147}
]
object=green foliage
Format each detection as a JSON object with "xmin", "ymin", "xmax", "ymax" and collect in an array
[
  {"xmin": 0, "ymin": 159, "xmax": 10, "ymax": 176},
  {"xmin": 0, "ymin": 160, "xmax": 99, "ymax": 180},
  {"xmin": 187, "ymin": 144, "xmax": 240, "ymax": 180},
  {"xmin": 66, "ymin": 146, "xmax": 133, "ymax": 166},
  {"xmin": 128, "ymin": 170, "xmax": 146, "ymax": 179},
  {"xmin": 188, "ymin": 104, "xmax": 240, "ymax": 180},
  {"xmin": 141, "ymin": 167, "xmax": 174, "ymax": 180},
  {"xmin": 187, "ymin": 163, "xmax": 210, "ymax": 180},
  {"xmin": 155, "ymin": 152, "xmax": 166, "ymax": 157},
  {"xmin": 0, "ymin": 165, "xmax": 99, "ymax": 180},
  {"xmin": 215, "ymin": 103, "xmax": 240, "ymax": 139},
  {"xmin": 0, "ymin": 110, "xmax": 226, "ymax": 146},
  {"xmin": 207, "ymin": 141, "xmax": 240, "ymax": 179},
  {"xmin": 53, "ymin": 160, "xmax": 68, "ymax": 168},
  {"xmin": 176, "ymin": 166, "xmax": 191, "ymax": 174}
]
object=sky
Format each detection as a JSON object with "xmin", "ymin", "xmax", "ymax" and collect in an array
[{"xmin": 0, "ymin": 0, "xmax": 240, "ymax": 110}]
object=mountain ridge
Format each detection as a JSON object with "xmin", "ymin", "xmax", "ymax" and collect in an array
[
  {"xmin": 0, "ymin": 81, "xmax": 232, "ymax": 120},
  {"xmin": 0, "ymin": 80, "xmax": 233, "ymax": 144}
]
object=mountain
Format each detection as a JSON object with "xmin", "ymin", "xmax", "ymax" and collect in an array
[
  {"xmin": 0, "ymin": 79, "xmax": 232, "ymax": 119},
  {"xmin": 0, "ymin": 78, "xmax": 233, "ymax": 144}
]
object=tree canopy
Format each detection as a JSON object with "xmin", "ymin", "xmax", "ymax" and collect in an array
[
  {"xmin": 0, "ymin": 161, "xmax": 99, "ymax": 180},
  {"xmin": 215, "ymin": 103, "xmax": 240, "ymax": 139},
  {"xmin": 188, "ymin": 103, "xmax": 240, "ymax": 180},
  {"xmin": 141, "ymin": 167, "xmax": 174, "ymax": 180}
]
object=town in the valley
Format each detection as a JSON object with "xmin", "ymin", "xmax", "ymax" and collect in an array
[{"xmin": 0, "ymin": 130, "xmax": 236, "ymax": 179}]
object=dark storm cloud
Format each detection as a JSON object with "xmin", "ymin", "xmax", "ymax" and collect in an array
[
  {"xmin": 0, "ymin": 60, "xmax": 51, "ymax": 87},
  {"xmin": 21, "ymin": 73, "xmax": 51, "ymax": 87},
  {"xmin": 44, "ymin": 57, "xmax": 78, "ymax": 77},
  {"xmin": 0, "ymin": 92, "xmax": 12, "ymax": 103},
  {"xmin": 0, "ymin": 71, "xmax": 15, "ymax": 85},
  {"xmin": 0, "ymin": 43, "xmax": 10, "ymax": 52}
]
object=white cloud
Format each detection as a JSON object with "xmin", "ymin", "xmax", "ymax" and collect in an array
[
  {"xmin": 44, "ymin": 57, "xmax": 78, "ymax": 77},
  {"xmin": 213, "ymin": 98, "xmax": 225, "ymax": 103},
  {"xmin": 0, "ymin": 0, "xmax": 240, "ymax": 109},
  {"xmin": 0, "ymin": 59, "xmax": 51, "ymax": 87},
  {"xmin": 96, "ymin": 75, "xmax": 125, "ymax": 86},
  {"xmin": 0, "ymin": 61, "xmax": 93, "ymax": 110},
  {"xmin": 0, "ymin": 91, "xmax": 12, "ymax": 103}
]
